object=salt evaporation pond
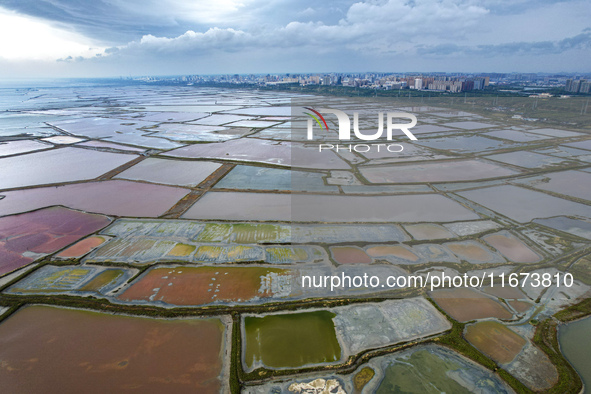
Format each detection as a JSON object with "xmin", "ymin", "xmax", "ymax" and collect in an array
[
  {"xmin": 183, "ymin": 192, "xmax": 480, "ymax": 222},
  {"xmin": 0, "ymin": 180, "xmax": 189, "ymax": 217},
  {"xmin": 115, "ymin": 158, "xmax": 221, "ymax": 187},
  {"xmin": 0, "ymin": 147, "xmax": 137, "ymax": 189},
  {"xmin": 243, "ymin": 311, "xmax": 341, "ymax": 370},
  {"xmin": 360, "ymin": 159, "xmax": 517, "ymax": 183},
  {"xmin": 0, "ymin": 207, "xmax": 111, "ymax": 275},
  {"xmin": 119, "ymin": 266, "xmax": 290, "ymax": 306},
  {"xmin": 0, "ymin": 305, "xmax": 227, "ymax": 393}
]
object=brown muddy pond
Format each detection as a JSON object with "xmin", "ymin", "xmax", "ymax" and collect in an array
[
  {"xmin": 430, "ymin": 288, "xmax": 513, "ymax": 322},
  {"xmin": 330, "ymin": 246, "xmax": 372, "ymax": 265},
  {"xmin": 119, "ymin": 266, "xmax": 290, "ymax": 306},
  {"xmin": 0, "ymin": 305, "xmax": 226, "ymax": 393},
  {"xmin": 465, "ymin": 321, "xmax": 526, "ymax": 364},
  {"xmin": 366, "ymin": 245, "xmax": 420, "ymax": 263}
]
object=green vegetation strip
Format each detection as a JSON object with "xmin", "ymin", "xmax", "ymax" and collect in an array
[
  {"xmin": 554, "ymin": 297, "xmax": 591, "ymax": 322},
  {"xmin": 532, "ymin": 319, "xmax": 583, "ymax": 393},
  {"xmin": 230, "ymin": 313, "xmax": 241, "ymax": 394}
]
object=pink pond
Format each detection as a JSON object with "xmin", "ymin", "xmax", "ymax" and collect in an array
[
  {"xmin": 0, "ymin": 207, "xmax": 111, "ymax": 275},
  {"xmin": 483, "ymin": 232, "xmax": 541, "ymax": 263},
  {"xmin": 55, "ymin": 236, "xmax": 108, "ymax": 259},
  {"xmin": 0, "ymin": 180, "xmax": 189, "ymax": 218}
]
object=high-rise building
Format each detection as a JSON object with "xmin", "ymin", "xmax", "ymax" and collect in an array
[
  {"xmin": 414, "ymin": 78, "xmax": 422, "ymax": 90},
  {"xmin": 462, "ymin": 80, "xmax": 474, "ymax": 91},
  {"xmin": 580, "ymin": 81, "xmax": 591, "ymax": 94},
  {"xmin": 565, "ymin": 79, "xmax": 587, "ymax": 93},
  {"xmin": 473, "ymin": 77, "xmax": 486, "ymax": 90}
]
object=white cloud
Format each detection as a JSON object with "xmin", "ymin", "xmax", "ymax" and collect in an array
[
  {"xmin": 0, "ymin": 7, "xmax": 104, "ymax": 61},
  {"xmin": 108, "ymin": 0, "xmax": 263, "ymax": 26},
  {"xmin": 299, "ymin": 7, "xmax": 317, "ymax": 17},
  {"xmin": 106, "ymin": 0, "xmax": 490, "ymax": 57}
]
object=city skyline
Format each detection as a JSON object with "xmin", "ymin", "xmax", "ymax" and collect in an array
[{"xmin": 0, "ymin": 0, "xmax": 590, "ymax": 78}]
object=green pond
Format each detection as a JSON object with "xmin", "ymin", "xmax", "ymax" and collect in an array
[
  {"xmin": 559, "ymin": 316, "xmax": 591, "ymax": 392},
  {"xmin": 244, "ymin": 311, "xmax": 341, "ymax": 369}
]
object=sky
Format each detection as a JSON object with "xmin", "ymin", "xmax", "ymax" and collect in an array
[{"xmin": 0, "ymin": 0, "xmax": 589, "ymax": 78}]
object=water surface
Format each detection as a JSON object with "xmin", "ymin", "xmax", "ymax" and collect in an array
[{"xmin": 559, "ymin": 316, "xmax": 591, "ymax": 392}]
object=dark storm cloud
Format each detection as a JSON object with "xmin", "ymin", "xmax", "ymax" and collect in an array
[
  {"xmin": 0, "ymin": 0, "xmax": 202, "ymax": 43},
  {"xmin": 418, "ymin": 30, "xmax": 591, "ymax": 56}
]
